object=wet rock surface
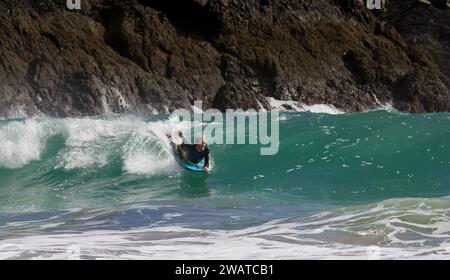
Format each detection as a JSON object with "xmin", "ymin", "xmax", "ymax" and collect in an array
[{"xmin": 0, "ymin": 0, "xmax": 448, "ymax": 117}]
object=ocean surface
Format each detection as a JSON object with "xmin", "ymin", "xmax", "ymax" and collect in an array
[{"xmin": 0, "ymin": 109, "xmax": 449, "ymax": 259}]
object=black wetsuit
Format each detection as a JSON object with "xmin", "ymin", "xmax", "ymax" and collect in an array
[{"xmin": 179, "ymin": 144, "xmax": 210, "ymax": 167}]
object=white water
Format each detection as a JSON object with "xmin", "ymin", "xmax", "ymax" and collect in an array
[
  {"xmin": 1, "ymin": 197, "xmax": 449, "ymax": 260},
  {"xmin": 266, "ymin": 97, "xmax": 344, "ymax": 115},
  {"xmin": 0, "ymin": 119, "xmax": 48, "ymax": 169},
  {"xmin": 0, "ymin": 116, "xmax": 185, "ymax": 174}
]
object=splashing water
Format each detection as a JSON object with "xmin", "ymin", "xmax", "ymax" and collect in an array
[{"xmin": 0, "ymin": 110, "xmax": 449, "ymax": 259}]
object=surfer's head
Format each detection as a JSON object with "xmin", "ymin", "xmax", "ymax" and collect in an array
[{"xmin": 195, "ymin": 136, "xmax": 207, "ymax": 151}]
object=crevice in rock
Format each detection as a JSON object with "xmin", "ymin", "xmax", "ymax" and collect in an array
[
  {"xmin": 41, "ymin": 32, "xmax": 62, "ymax": 50},
  {"xmin": 137, "ymin": 0, "xmax": 221, "ymax": 41},
  {"xmin": 26, "ymin": 58, "xmax": 45, "ymax": 104}
]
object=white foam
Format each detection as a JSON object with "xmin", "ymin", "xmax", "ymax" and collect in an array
[
  {"xmin": 101, "ymin": 96, "xmax": 111, "ymax": 115},
  {"xmin": 0, "ymin": 224, "xmax": 448, "ymax": 260},
  {"xmin": 122, "ymin": 127, "xmax": 179, "ymax": 175},
  {"xmin": 1, "ymin": 197, "xmax": 448, "ymax": 259},
  {"xmin": 123, "ymin": 153, "xmax": 177, "ymax": 175},
  {"xmin": 6, "ymin": 105, "xmax": 29, "ymax": 119},
  {"xmin": 145, "ymin": 104, "xmax": 159, "ymax": 115},
  {"xmin": 111, "ymin": 87, "xmax": 131, "ymax": 110},
  {"xmin": 100, "ymin": 88, "xmax": 131, "ymax": 115},
  {"xmin": 0, "ymin": 115, "xmax": 190, "ymax": 174},
  {"xmin": 371, "ymin": 95, "xmax": 395, "ymax": 112},
  {"xmin": 0, "ymin": 119, "xmax": 49, "ymax": 168},
  {"xmin": 267, "ymin": 97, "xmax": 303, "ymax": 111},
  {"xmin": 303, "ymin": 104, "xmax": 343, "ymax": 115},
  {"xmin": 60, "ymin": 147, "xmax": 109, "ymax": 169},
  {"xmin": 57, "ymin": 118, "xmax": 138, "ymax": 169},
  {"xmin": 266, "ymin": 97, "xmax": 344, "ymax": 115},
  {"xmin": 55, "ymin": 115, "xmax": 194, "ymax": 174}
]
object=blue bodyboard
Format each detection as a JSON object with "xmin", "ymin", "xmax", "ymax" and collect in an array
[{"xmin": 174, "ymin": 152, "xmax": 206, "ymax": 172}]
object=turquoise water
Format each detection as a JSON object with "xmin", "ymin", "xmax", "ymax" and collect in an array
[{"xmin": 0, "ymin": 110, "xmax": 449, "ymax": 259}]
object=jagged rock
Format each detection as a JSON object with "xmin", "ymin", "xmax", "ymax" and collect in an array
[{"xmin": 0, "ymin": 0, "xmax": 448, "ymax": 117}]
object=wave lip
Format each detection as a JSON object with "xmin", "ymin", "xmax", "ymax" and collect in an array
[
  {"xmin": 0, "ymin": 118, "xmax": 49, "ymax": 169},
  {"xmin": 0, "ymin": 116, "xmax": 184, "ymax": 173}
]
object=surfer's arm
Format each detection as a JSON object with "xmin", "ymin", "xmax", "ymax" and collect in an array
[{"xmin": 204, "ymin": 149, "xmax": 210, "ymax": 169}]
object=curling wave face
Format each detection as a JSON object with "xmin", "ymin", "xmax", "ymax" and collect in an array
[{"xmin": 0, "ymin": 110, "xmax": 449, "ymax": 259}]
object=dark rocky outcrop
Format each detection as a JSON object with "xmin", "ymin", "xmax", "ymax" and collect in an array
[
  {"xmin": 0, "ymin": 0, "xmax": 448, "ymax": 117},
  {"xmin": 383, "ymin": 0, "xmax": 450, "ymax": 112}
]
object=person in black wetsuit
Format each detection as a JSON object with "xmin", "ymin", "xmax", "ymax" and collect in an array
[{"xmin": 167, "ymin": 131, "xmax": 210, "ymax": 171}]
